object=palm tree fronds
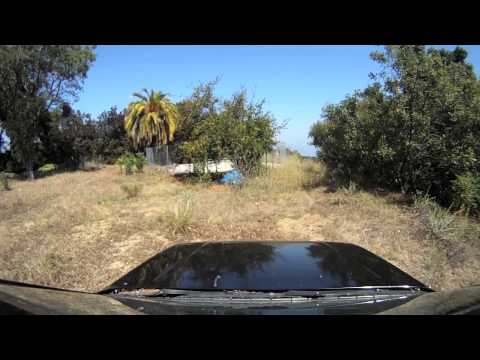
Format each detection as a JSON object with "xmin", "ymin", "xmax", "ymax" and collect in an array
[{"xmin": 124, "ymin": 89, "xmax": 179, "ymax": 149}]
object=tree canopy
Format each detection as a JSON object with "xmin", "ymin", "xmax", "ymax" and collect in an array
[
  {"xmin": 177, "ymin": 82, "xmax": 281, "ymax": 176},
  {"xmin": 124, "ymin": 89, "xmax": 180, "ymax": 149},
  {"xmin": 310, "ymin": 45, "xmax": 480, "ymax": 213},
  {"xmin": 0, "ymin": 45, "xmax": 96, "ymax": 178}
]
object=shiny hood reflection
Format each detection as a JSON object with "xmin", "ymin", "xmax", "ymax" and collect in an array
[{"xmin": 105, "ymin": 241, "xmax": 426, "ymax": 292}]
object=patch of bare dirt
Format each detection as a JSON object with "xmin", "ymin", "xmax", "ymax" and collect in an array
[{"xmin": 277, "ymin": 214, "xmax": 333, "ymax": 240}]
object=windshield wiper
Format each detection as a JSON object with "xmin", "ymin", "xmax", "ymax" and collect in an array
[
  {"xmin": 278, "ymin": 286, "xmax": 431, "ymax": 298},
  {"xmin": 110, "ymin": 285, "xmax": 431, "ymax": 299}
]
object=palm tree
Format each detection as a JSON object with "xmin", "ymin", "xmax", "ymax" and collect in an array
[{"xmin": 124, "ymin": 89, "xmax": 179, "ymax": 153}]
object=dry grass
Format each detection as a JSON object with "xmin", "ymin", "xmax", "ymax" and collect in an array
[
  {"xmin": 243, "ymin": 156, "xmax": 327, "ymax": 196},
  {"xmin": 1, "ymin": 157, "xmax": 479, "ymax": 293},
  {"xmin": 164, "ymin": 191, "xmax": 195, "ymax": 235},
  {"xmin": 120, "ymin": 183, "xmax": 143, "ymax": 199}
]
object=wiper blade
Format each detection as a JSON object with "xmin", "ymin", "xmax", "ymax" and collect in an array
[
  {"xmin": 110, "ymin": 286, "xmax": 430, "ymax": 299},
  {"xmin": 111, "ymin": 288, "xmax": 192, "ymax": 297},
  {"xmin": 111, "ymin": 289, "xmax": 315, "ymax": 304},
  {"xmin": 280, "ymin": 287, "xmax": 429, "ymax": 298},
  {"xmin": 303, "ymin": 285, "xmax": 432, "ymax": 292},
  {"xmin": 112, "ymin": 288, "xmax": 322, "ymax": 300}
]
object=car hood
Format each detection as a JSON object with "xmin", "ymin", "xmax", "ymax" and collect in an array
[{"xmin": 103, "ymin": 241, "xmax": 427, "ymax": 292}]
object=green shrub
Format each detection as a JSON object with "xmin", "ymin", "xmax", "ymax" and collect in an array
[
  {"xmin": 309, "ymin": 46, "xmax": 480, "ymax": 208},
  {"xmin": 0, "ymin": 172, "xmax": 10, "ymax": 191},
  {"xmin": 451, "ymin": 173, "xmax": 480, "ymax": 216},
  {"xmin": 116, "ymin": 153, "xmax": 147, "ymax": 175},
  {"xmin": 134, "ymin": 153, "xmax": 147, "ymax": 172},
  {"xmin": 37, "ymin": 163, "xmax": 57, "ymax": 174},
  {"xmin": 120, "ymin": 183, "xmax": 143, "ymax": 198},
  {"xmin": 177, "ymin": 90, "xmax": 280, "ymax": 181}
]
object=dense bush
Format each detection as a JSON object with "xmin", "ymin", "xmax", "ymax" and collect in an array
[
  {"xmin": 93, "ymin": 107, "xmax": 132, "ymax": 163},
  {"xmin": 0, "ymin": 106, "xmax": 96, "ymax": 174},
  {"xmin": 0, "ymin": 150, "xmax": 18, "ymax": 173},
  {"xmin": 40, "ymin": 107, "xmax": 97, "ymax": 170},
  {"xmin": 0, "ymin": 45, "xmax": 96, "ymax": 179},
  {"xmin": 1, "ymin": 104, "xmax": 133, "ymax": 177},
  {"xmin": 174, "ymin": 79, "xmax": 220, "ymax": 152},
  {"xmin": 44, "ymin": 106, "xmax": 132, "ymax": 168},
  {"xmin": 0, "ymin": 172, "xmax": 9, "ymax": 191},
  {"xmin": 451, "ymin": 173, "xmax": 480, "ymax": 216},
  {"xmin": 116, "ymin": 153, "xmax": 147, "ymax": 175},
  {"xmin": 37, "ymin": 163, "xmax": 57, "ymax": 175},
  {"xmin": 310, "ymin": 46, "xmax": 480, "ymax": 212},
  {"xmin": 177, "ymin": 84, "xmax": 280, "ymax": 177}
]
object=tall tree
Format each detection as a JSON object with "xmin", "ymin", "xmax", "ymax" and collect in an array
[
  {"xmin": 0, "ymin": 45, "xmax": 96, "ymax": 179},
  {"xmin": 175, "ymin": 78, "xmax": 220, "ymax": 144},
  {"xmin": 94, "ymin": 107, "xmax": 132, "ymax": 163},
  {"xmin": 369, "ymin": 45, "xmax": 480, "ymax": 198},
  {"xmin": 124, "ymin": 89, "xmax": 180, "ymax": 152},
  {"xmin": 179, "ymin": 90, "xmax": 280, "ymax": 176},
  {"xmin": 310, "ymin": 45, "xmax": 480, "ymax": 206},
  {"xmin": 41, "ymin": 106, "xmax": 97, "ymax": 170}
]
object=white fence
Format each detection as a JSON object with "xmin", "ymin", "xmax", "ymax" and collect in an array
[
  {"xmin": 146, "ymin": 145, "xmax": 180, "ymax": 166},
  {"xmin": 168, "ymin": 159, "xmax": 234, "ymax": 175}
]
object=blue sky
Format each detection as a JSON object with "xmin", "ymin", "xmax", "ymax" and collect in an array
[{"xmin": 75, "ymin": 45, "xmax": 480, "ymax": 156}]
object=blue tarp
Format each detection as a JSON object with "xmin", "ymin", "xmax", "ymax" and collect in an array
[{"xmin": 219, "ymin": 170, "xmax": 244, "ymax": 185}]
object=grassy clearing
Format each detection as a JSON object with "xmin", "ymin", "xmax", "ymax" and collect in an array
[
  {"xmin": 240, "ymin": 156, "xmax": 327, "ymax": 198},
  {"xmin": 1, "ymin": 156, "xmax": 479, "ymax": 292}
]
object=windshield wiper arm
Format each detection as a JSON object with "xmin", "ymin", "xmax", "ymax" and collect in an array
[
  {"xmin": 304, "ymin": 285, "xmax": 432, "ymax": 292},
  {"xmin": 110, "ymin": 286, "xmax": 431, "ymax": 299},
  {"xmin": 111, "ymin": 288, "xmax": 193, "ymax": 297},
  {"xmin": 279, "ymin": 287, "xmax": 431, "ymax": 298}
]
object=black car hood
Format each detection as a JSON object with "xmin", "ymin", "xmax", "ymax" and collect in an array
[{"xmin": 104, "ymin": 241, "xmax": 427, "ymax": 292}]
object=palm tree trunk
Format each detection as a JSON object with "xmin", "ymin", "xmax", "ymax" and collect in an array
[{"xmin": 25, "ymin": 158, "xmax": 34, "ymax": 180}]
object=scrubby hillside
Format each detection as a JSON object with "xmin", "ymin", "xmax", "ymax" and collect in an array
[{"xmin": 1, "ymin": 157, "xmax": 479, "ymax": 292}]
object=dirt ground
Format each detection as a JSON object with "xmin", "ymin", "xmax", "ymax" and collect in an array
[{"xmin": 1, "ymin": 161, "xmax": 479, "ymax": 292}]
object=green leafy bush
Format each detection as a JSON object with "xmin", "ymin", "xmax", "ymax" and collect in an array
[
  {"xmin": 37, "ymin": 163, "xmax": 57, "ymax": 174},
  {"xmin": 178, "ymin": 90, "xmax": 280, "ymax": 179},
  {"xmin": 309, "ymin": 45, "xmax": 480, "ymax": 210},
  {"xmin": 120, "ymin": 183, "xmax": 143, "ymax": 198},
  {"xmin": 451, "ymin": 173, "xmax": 480, "ymax": 216},
  {"xmin": 116, "ymin": 153, "xmax": 147, "ymax": 175},
  {"xmin": 0, "ymin": 172, "xmax": 10, "ymax": 191},
  {"xmin": 93, "ymin": 107, "xmax": 132, "ymax": 164}
]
